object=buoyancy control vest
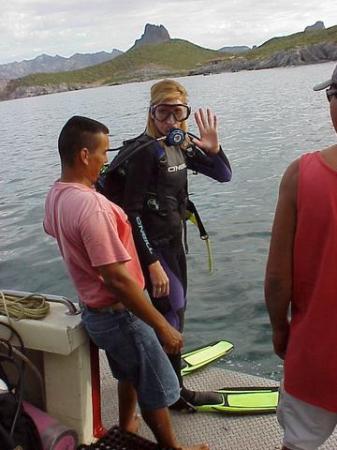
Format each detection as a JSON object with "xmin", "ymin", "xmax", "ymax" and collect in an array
[
  {"xmin": 96, "ymin": 133, "xmax": 189, "ymax": 238},
  {"xmin": 96, "ymin": 131, "xmax": 211, "ymax": 262}
]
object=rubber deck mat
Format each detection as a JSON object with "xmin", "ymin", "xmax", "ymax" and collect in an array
[{"xmin": 78, "ymin": 426, "xmax": 165, "ymax": 450}]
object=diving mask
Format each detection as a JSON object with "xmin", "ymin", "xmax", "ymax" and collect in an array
[{"xmin": 151, "ymin": 103, "xmax": 191, "ymax": 122}]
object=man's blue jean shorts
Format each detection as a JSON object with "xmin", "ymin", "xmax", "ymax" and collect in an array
[{"xmin": 81, "ymin": 308, "xmax": 180, "ymax": 411}]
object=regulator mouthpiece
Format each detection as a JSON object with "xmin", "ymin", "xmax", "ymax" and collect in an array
[{"xmin": 166, "ymin": 128, "xmax": 186, "ymax": 146}]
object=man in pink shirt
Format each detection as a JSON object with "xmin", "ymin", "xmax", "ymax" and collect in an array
[
  {"xmin": 265, "ymin": 64, "xmax": 337, "ymax": 450},
  {"xmin": 44, "ymin": 116, "xmax": 208, "ymax": 450}
]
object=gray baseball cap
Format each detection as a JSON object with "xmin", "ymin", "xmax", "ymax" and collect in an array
[{"xmin": 313, "ymin": 64, "xmax": 337, "ymax": 91}]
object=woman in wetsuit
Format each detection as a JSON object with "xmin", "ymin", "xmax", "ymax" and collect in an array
[{"xmin": 123, "ymin": 79, "xmax": 232, "ymax": 409}]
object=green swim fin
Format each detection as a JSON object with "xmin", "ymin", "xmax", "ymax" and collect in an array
[
  {"xmin": 195, "ymin": 386, "xmax": 279, "ymax": 414},
  {"xmin": 181, "ymin": 340, "xmax": 234, "ymax": 376}
]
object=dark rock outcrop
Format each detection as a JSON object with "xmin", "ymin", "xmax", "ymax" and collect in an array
[
  {"xmin": 132, "ymin": 24, "xmax": 170, "ymax": 49},
  {"xmin": 0, "ymin": 49, "xmax": 123, "ymax": 80},
  {"xmin": 305, "ymin": 21, "xmax": 325, "ymax": 32}
]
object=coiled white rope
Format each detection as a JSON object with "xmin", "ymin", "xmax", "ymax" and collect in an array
[{"xmin": 0, "ymin": 292, "xmax": 50, "ymax": 321}]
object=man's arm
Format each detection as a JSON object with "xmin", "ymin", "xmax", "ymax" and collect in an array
[
  {"xmin": 98, "ymin": 262, "xmax": 182, "ymax": 354},
  {"xmin": 264, "ymin": 159, "xmax": 299, "ymax": 359}
]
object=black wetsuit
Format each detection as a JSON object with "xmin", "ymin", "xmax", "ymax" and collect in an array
[{"xmin": 123, "ymin": 137, "xmax": 232, "ymax": 393}]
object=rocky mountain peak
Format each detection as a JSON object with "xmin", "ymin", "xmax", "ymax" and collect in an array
[
  {"xmin": 304, "ymin": 21, "xmax": 325, "ymax": 32},
  {"xmin": 133, "ymin": 24, "xmax": 170, "ymax": 49}
]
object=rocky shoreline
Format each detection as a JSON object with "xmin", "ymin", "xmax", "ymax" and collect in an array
[
  {"xmin": 0, "ymin": 81, "xmax": 97, "ymax": 101},
  {"xmin": 1, "ymin": 42, "xmax": 337, "ymax": 102}
]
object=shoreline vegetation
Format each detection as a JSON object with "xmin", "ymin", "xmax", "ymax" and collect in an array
[{"xmin": 1, "ymin": 25, "xmax": 337, "ymax": 102}]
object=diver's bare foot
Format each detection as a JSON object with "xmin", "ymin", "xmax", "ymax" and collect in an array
[
  {"xmin": 177, "ymin": 444, "xmax": 209, "ymax": 450},
  {"xmin": 124, "ymin": 414, "xmax": 141, "ymax": 433}
]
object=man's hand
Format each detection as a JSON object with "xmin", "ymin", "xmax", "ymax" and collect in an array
[
  {"xmin": 98, "ymin": 261, "xmax": 180, "ymax": 351},
  {"xmin": 192, "ymin": 108, "xmax": 219, "ymax": 154},
  {"xmin": 272, "ymin": 324, "xmax": 290, "ymax": 360},
  {"xmin": 149, "ymin": 260, "xmax": 170, "ymax": 298},
  {"xmin": 157, "ymin": 323, "xmax": 183, "ymax": 354}
]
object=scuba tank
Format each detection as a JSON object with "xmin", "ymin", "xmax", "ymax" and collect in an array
[
  {"xmin": 23, "ymin": 401, "xmax": 78, "ymax": 450},
  {"xmin": 0, "ymin": 322, "xmax": 77, "ymax": 450}
]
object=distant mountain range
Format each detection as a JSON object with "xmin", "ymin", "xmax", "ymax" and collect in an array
[
  {"xmin": 0, "ymin": 24, "xmax": 171, "ymax": 80},
  {"xmin": 219, "ymin": 46, "xmax": 250, "ymax": 54},
  {"xmin": 1, "ymin": 22, "xmax": 336, "ymax": 102},
  {"xmin": 0, "ymin": 21, "xmax": 329, "ymax": 80},
  {"xmin": 0, "ymin": 49, "xmax": 123, "ymax": 80}
]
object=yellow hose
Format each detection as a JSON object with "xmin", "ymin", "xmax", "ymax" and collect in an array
[
  {"xmin": 205, "ymin": 238, "xmax": 213, "ymax": 273},
  {"xmin": 187, "ymin": 213, "xmax": 214, "ymax": 273}
]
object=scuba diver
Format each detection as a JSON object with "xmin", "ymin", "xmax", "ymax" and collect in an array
[{"xmin": 107, "ymin": 79, "xmax": 232, "ymax": 410}]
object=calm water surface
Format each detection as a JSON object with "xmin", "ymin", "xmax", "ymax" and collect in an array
[{"xmin": 1, "ymin": 62, "xmax": 336, "ymax": 380}]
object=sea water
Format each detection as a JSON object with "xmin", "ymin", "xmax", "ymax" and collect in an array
[{"xmin": 0, "ymin": 61, "xmax": 335, "ymax": 380}]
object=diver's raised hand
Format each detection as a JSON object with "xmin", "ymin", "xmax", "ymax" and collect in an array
[
  {"xmin": 148, "ymin": 260, "xmax": 170, "ymax": 298},
  {"xmin": 192, "ymin": 108, "xmax": 219, "ymax": 154}
]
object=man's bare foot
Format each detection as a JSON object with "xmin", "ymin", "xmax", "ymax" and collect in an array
[
  {"xmin": 123, "ymin": 413, "xmax": 141, "ymax": 433},
  {"xmin": 178, "ymin": 444, "xmax": 209, "ymax": 450}
]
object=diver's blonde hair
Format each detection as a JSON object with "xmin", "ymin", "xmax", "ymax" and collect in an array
[{"xmin": 146, "ymin": 79, "xmax": 189, "ymax": 138}]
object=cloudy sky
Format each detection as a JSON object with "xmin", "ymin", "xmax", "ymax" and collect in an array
[{"xmin": 1, "ymin": 0, "xmax": 337, "ymax": 64}]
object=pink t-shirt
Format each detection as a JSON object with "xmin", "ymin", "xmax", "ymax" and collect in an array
[{"xmin": 44, "ymin": 182, "xmax": 144, "ymax": 307}]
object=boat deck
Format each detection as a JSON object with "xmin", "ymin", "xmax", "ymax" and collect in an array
[{"xmin": 99, "ymin": 352, "xmax": 337, "ymax": 450}]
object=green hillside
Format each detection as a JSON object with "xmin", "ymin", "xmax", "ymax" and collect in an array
[
  {"xmin": 248, "ymin": 25, "xmax": 337, "ymax": 59},
  {"xmin": 8, "ymin": 39, "xmax": 225, "ymax": 89}
]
